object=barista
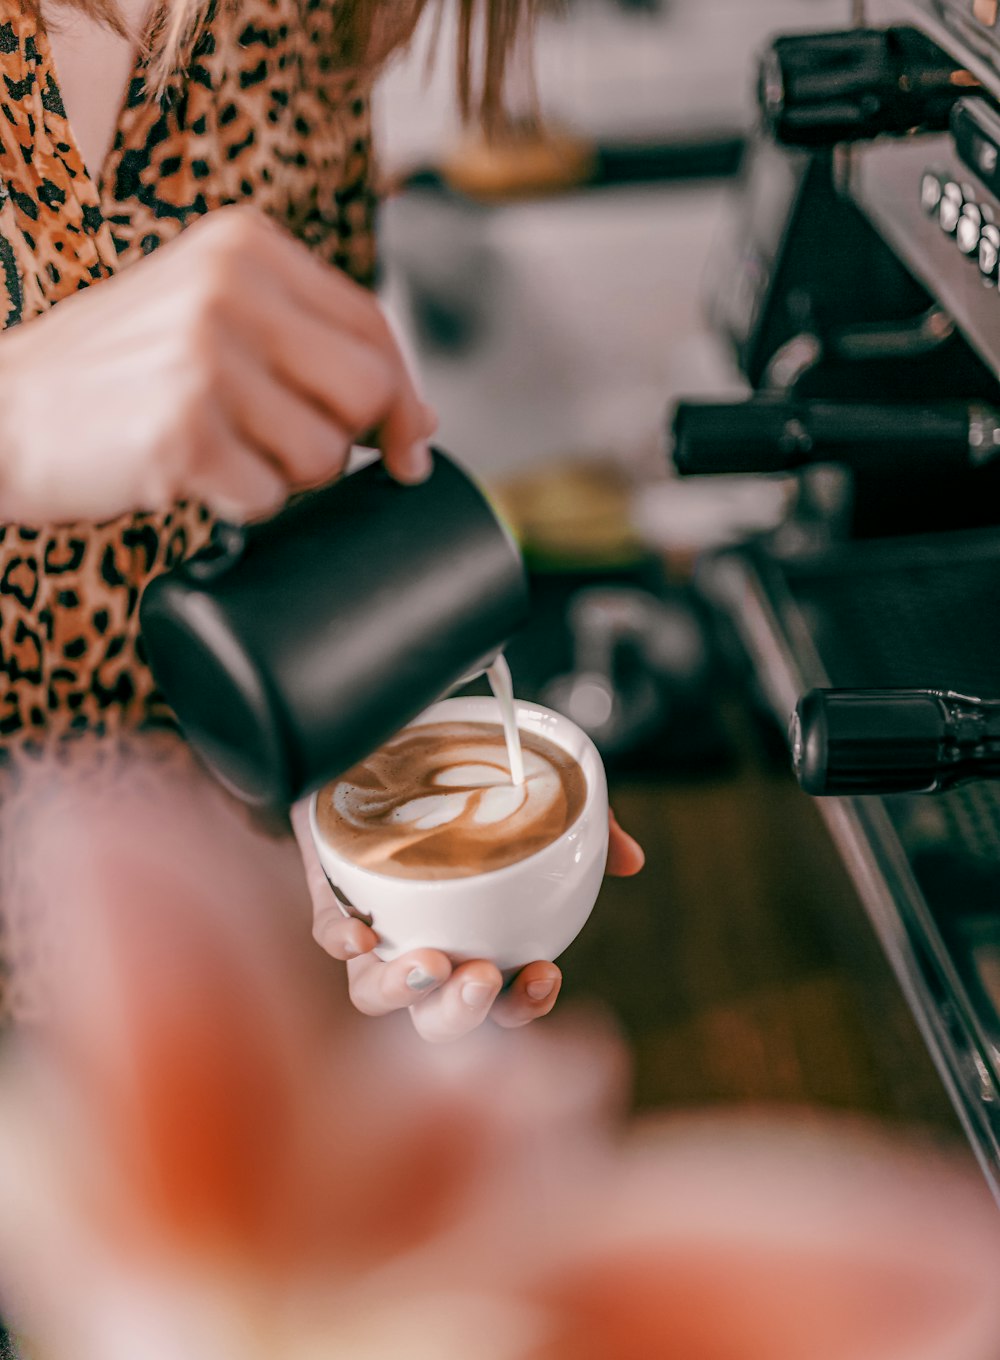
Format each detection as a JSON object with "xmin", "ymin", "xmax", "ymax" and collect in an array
[{"xmin": 0, "ymin": 0, "xmax": 643, "ymax": 1042}]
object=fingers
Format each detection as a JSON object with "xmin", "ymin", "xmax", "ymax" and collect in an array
[
  {"xmin": 345, "ymin": 950, "xmax": 510, "ymax": 1040},
  {"xmin": 261, "ymin": 294, "xmax": 436, "ymax": 486},
  {"xmin": 376, "ymin": 389, "xmax": 437, "ymax": 486},
  {"xmin": 405, "ymin": 960, "xmax": 505, "ymax": 1043},
  {"xmin": 184, "ymin": 403, "xmax": 287, "ymax": 522},
  {"xmin": 185, "ymin": 208, "xmax": 388, "ymax": 354},
  {"xmin": 290, "ymin": 800, "xmax": 378, "ymax": 961},
  {"xmin": 261, "ymin": 221, "xmax": 441, "ymax": 483},
  {"xmin": 188, "ymin": 209, "xmax": 439, "ymax": 491},
  {"xmin": 607, "ymin": 809, "xmax": 645, "ymax": 877},
  {"xmin": 346, "ymin": 949, "xmax": 454, "ymax": 1018},
  {"xmin": 347, "ymin": 954, "xmax": 560, "ymax": 1039},
  {"xmin": 491, "ymin": 963, "xmax": 563, "ymax": 1029},
  {"xmin": 290, "ymin": 800, "xmax": 564, "ymax": 1043},
  {"xmin": 221, "ymin": 343, "xmax": 354, "ymax": 491},
  {"xmin": 311, "ymin": 912, "xmax": 378, "ymax": 963},
  {"xmin": 251, "ymin": 211, "xmax": 395, "ymax": 349},
  {"xmin": 234, "ymin": 259, "xmax": 437, "ymax": 487}
]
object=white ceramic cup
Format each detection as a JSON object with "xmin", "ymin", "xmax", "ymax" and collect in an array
[{"xmin": 309, "ymin": 696, "xmax": 609, "ymax": 972}]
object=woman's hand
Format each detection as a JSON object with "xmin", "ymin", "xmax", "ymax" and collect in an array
[
  {"xmin": 292, "ymin": 803, "xmax": 644, "ymax": 1043},
  {"xmin": 0, "ymin": 206, "xmax": 436, "ymax": 524}
]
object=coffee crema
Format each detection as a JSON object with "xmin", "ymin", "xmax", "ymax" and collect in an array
[{"xmin": 315, "ymin": 721, "xmax": 587, "ymax": 880}]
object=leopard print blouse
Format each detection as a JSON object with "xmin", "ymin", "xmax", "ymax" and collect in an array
[{"xmin": 0, "ymin": 0, "xmax": 378, "ymax": 1025}]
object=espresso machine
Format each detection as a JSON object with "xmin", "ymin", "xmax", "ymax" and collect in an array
[{"xmin": 670, "ymin": 1, "xmax": 1000, "ymax": 1200}]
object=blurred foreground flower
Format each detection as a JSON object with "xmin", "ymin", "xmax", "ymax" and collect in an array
[{"xmin": 0, "ymin": 747, "xmax": 999, "ymax": 1360}]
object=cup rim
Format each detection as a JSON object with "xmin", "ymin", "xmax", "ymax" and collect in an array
[{"xmin": 308, "ymin": 697, "xmax": 607, "ymax": 889}]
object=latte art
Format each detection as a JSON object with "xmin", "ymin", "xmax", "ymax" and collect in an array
[{"xmin": 315, "ymin": 721, "xmax": 587, "ymax": 880}]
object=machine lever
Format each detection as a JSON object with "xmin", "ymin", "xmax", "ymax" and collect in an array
[
  {"xmin": 791, "ymin": 688, "xmax": 1000, "ymax": 796},
  {"xmin": 670, "ymin": 397, "xmax": 997, "ymax": 477}
]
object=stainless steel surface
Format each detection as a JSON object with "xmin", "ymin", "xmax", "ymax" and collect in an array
[
  {"xmin": 845, "ymin": 3, "xmax": 1000, "ymax": 389},
  {"xmin": 868, "ymin": 0, "xmax": 1000, "ymax": 98},
  {"xmin": 684, "ymin": 0, "xmax": 1000, "ymax": 1203},
  {"xmin": 850, "ymin": 133, "xmax": 1000, "ymax": 379},
  {"xmin": 702, "ymin": 548, "xmax": 1000, "ymax": 1200}
]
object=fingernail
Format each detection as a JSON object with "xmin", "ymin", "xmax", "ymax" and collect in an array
[
  {"xmin": 526, "ymin": 977, "xmax": 556, "ymax": 1002},
  {"xmin": 462, "ymin": 980, "xmax": 496, "ymax": 1009},
  {"xmin": 407, "ymin": 967, "xmax": 438, "ymax": 993},
  {"xmin": 317, "ymin": 920, "xmax": 345, "ymax": 954},
  {"xmin": 403, "ymin": 440, "xmax": 433, "ymax": 483}
]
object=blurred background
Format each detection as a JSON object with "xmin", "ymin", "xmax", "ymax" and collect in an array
[
  {"xmin": 361, "ymin": 0, "xmax": 969, "ymax": 1137},
  {"xmin": 379, "ymin": 0, "xmax": 840, "ymax": 478}
]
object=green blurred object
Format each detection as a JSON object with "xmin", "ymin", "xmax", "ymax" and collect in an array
[{"xmin": 491, "ymin": 460, "xmax": 653, "ymax": 573}]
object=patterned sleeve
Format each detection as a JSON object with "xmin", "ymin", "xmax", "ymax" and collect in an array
[{"xmin": 300, "ymin": 86, "xmax": 380, "ymax": 291}]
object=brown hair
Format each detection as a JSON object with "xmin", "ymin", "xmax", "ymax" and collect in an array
[{"xmin": 27, "ymin": 0, "xmax": 540, "ymax": 130}]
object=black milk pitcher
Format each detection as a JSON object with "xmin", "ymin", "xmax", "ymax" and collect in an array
[{"xmin": 139, "ymin": 449, "xmax": 529, "ymax": 807}]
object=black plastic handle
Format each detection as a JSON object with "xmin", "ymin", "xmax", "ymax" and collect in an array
[
  {"xmin": 791, "ymin": 688, "xmax": 1000, "ymax": 796},
  {"xmin": 670, "ymin": 398, "xmax": 974, "ymax": 477},
  {"xmin": 759, "ymin": 27, "xmax": 976, "ymax": 148}
]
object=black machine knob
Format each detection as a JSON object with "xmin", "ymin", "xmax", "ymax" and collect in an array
[
  {"xmin": 670, "ymin": 397, "xmax": 994, "ymax": 477},
  {"xmin": 791, "ymin": 689, "xmax": 1000, "ymax": 796},
  {"xmin": 759, "ymin": 27, "xmax": 979, "ymax": 147}
]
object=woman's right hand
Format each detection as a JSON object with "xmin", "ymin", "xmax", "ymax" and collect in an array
[{"xmin": 0, "ymin": 206, "xmax": 436, "ymax": 525}]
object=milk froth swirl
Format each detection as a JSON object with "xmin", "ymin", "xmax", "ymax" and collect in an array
[{"xmin": 315, "ymin": 721, "xmax": 586, "ymax": 880}]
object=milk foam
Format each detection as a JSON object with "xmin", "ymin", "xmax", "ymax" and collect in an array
[
  {"xmin": 316, "ymin": 721, "xmax": 587, "ymax": 880},
  {"xmin": 335, "ymin": 746, "xmax": 555, "ymax": 837}
]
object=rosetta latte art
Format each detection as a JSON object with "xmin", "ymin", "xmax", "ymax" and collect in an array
[{"xmin": 316, "ymin": 722, "xmax": 587, "ymax": 880}]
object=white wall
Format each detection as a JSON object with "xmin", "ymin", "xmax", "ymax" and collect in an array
[{"xmin": 376, "ymin": 0, "xmax": 850, "ymax": 480}]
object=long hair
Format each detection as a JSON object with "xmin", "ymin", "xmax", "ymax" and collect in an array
[{"xmin": 25, "ymin": 0, "xmax": 539, "ymax": 129}]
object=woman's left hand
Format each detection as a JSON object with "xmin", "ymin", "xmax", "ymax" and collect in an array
[{"xmin": 291, "ymin": 804, "xmax": 643, "ymax": 1043}]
